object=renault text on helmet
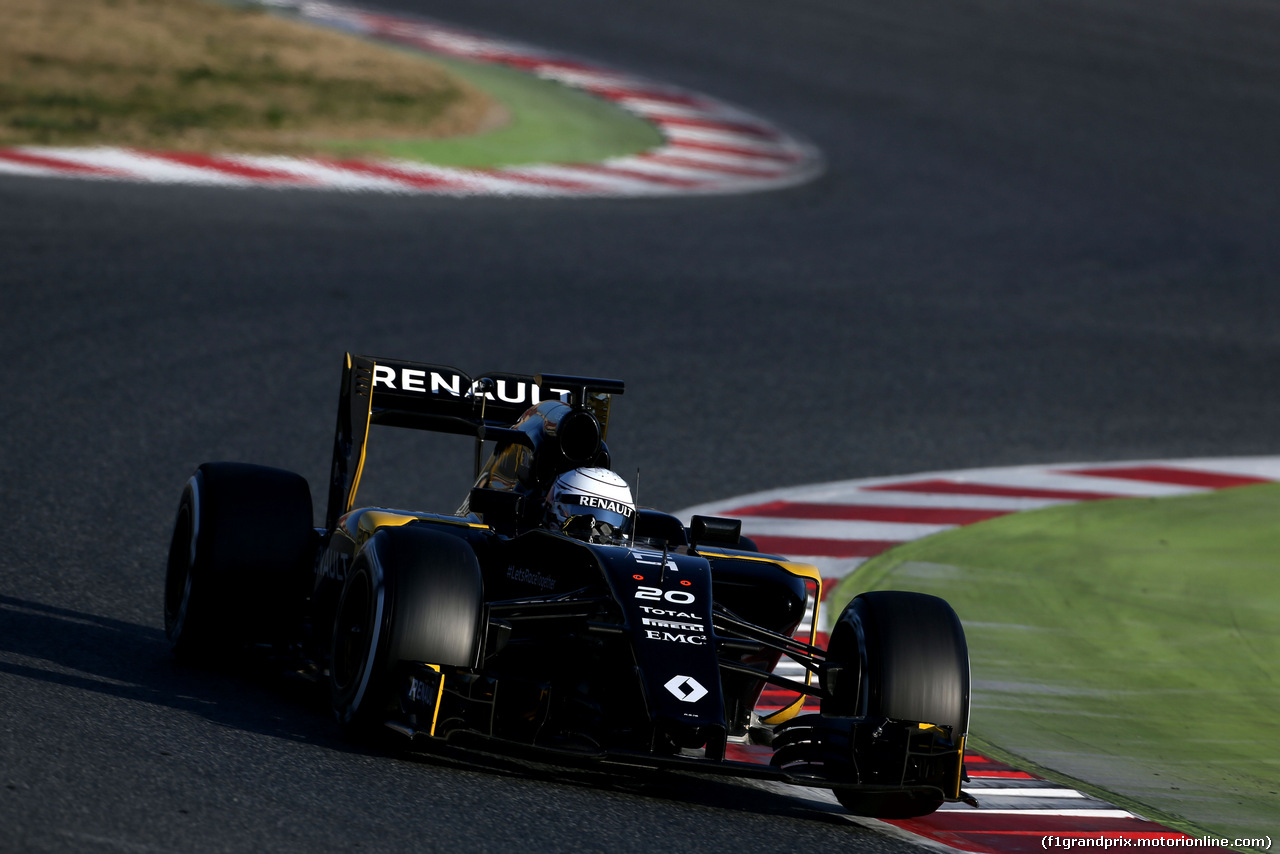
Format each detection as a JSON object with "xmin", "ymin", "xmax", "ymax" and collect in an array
[{"xmin": 545, "ymin": 468, "xmax": 635, "ymax": 542}]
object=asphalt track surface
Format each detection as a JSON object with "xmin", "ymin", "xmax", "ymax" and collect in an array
[{"xmin": 3, "ymin": 0, "xmax": 1280, "ymax": 850}]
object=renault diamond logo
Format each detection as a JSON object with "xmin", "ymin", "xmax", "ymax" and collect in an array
[{"xmin": 663, "ymin": 675, "xmax": 708, "ymax": 703}]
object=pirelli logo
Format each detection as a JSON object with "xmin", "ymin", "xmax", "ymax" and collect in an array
[{"xmin": 641, "ymin": 617, "xmax": 704, "ymax": 632}]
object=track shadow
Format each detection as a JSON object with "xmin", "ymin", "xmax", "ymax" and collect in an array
[
  {"xmin": 394, "ymin": 727, "xmax": 856, "ymax": 828},
  {"xmin": 0, "ymin": 593, "xmax": 343, "ymax": 748},
  {"xmin": 0, "ymin": 592, "xmax": 863, "ymax": 830}
]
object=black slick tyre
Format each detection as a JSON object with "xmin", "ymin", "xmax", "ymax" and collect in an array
[
  {"xmin": 329, "ymin": 526, "xmax": 484, "ymax": 741},
  {"xmin": 164, "ymin": 462, "xmax": 314, "ymax": 663},
  {"xmin": 824, "ymin": 590, "xmax": 970, "ymax": 819}
]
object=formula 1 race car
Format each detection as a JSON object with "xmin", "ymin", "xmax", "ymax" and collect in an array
[{"xmin": 163, "ymin": 354, "xmax": 973, "ymax": 819}]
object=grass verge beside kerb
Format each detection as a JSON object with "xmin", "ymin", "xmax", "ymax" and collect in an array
[
  {"xmin": 832, "ymin": 484, "xmax": 1280, "ymax": 848},
  {"xmin": 1, "ymin": 0, "xmax": 663, "ymax": 167},
  {"xmin": 317, "ymin": 54, "xmax": 664, "ymax": 168}
]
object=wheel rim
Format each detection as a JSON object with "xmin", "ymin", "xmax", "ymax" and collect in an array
[{"xmin": 332, "ymin": 568, "xmax": 374, "ymax": 695}]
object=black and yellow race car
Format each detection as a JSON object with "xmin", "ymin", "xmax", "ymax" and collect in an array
[{"xmin": 163, "ymin": 354, "xmax": 973, "ymax": 819}]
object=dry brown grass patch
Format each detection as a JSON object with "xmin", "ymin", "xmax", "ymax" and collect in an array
[{"xmin": 0, "ymin": 0, "xmax": 506, "ymax": 154}]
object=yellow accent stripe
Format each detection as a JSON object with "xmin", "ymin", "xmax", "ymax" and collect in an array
[
  {"xmin": 700, "ymin": 550, "xmax": 786, "ymax": 564},
  {"xmin": 355, "ymin": 509, "xmax": 489, "ymax": 541},
  {"xmin": 760, "ymin": 693, "xmax": 806, "ymax": 725},
  {"xmin": 344, "ymin": 510, "xmax": 490, "ymax": 549},
  {"xmin": 781, "ymin": 561, "xmax": 822, "ymax": 715},
  {"xmin": 346, "ymin": 359, "xmax": 376, "ymax": 513},
  {"xmin": 424, "ymin": 664, "xmax": 445, "ymax": 736},
  {"xmin": 779, "ymin": 559, "xmax": 823, "ymax": 652},
  {"xmin": 357, "ymin": 510, "xmax": 419, "ymax": 540},
  {"xmin": 953, "ymin": 735, "xmax": 966, "ymax": 798}
]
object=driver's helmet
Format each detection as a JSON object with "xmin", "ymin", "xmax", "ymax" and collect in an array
[{"xmin": 545, "ymin": 467, "xmax": 635, "ymax": 542}]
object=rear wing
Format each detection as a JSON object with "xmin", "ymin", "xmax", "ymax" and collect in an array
[{"xmin": 325, "ymin": 353, "xmax": 622, "ymax": 530}]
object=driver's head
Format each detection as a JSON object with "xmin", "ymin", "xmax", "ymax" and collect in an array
[{"xmin": 545, "ymin": 467, "xmax": 635, "ymax": 542}]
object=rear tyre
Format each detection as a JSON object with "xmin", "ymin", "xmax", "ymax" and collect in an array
[
  {"xmin": 330, "ymin": 526, "xmax": 484, "ymax": 741},
  {"xmin": 164, "ymin": 462, "xmax": 314, "ymax": 663},
  {"xmin": 825, "ymin": 590, "xmax": 970, "ymax": 819}
]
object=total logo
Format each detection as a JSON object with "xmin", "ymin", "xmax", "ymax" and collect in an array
[
  {"xmin": 635, "ymin": 591, "xmax": 705, "ymax": 644},
  {"xmin": 664, "ymin": 675, "xmax": 708, "ymax": 703}
]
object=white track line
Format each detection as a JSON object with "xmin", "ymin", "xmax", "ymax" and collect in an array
[{"xmin": 727, "ymin": 517, "xmax": 956, "ymax": 542}]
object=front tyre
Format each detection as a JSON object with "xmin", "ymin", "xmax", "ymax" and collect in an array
[
  {"xmin": 330, "ymin": 526, "xmax": 484, "ymax": 741},
  {"xmin": 825, "ymin": 590, "xmax": 970, "ymax": 819}
]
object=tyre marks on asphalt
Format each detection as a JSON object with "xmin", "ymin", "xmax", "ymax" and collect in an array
[
  {"xmin": 682, "ymin": 458, "xmax": 1280, "ymax": 852},
  {"xmin": 0, "ymin": 0, "xmax": 822, "ymax": 196}
]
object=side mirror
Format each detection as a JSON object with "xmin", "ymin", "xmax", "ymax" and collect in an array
[
  {"xmin": 468, "ymin": 488, "xmax": 524, "ymax": 534},
  {"xmin": 688, "ymin": 515, "xmax": 743, "ymax": 551}
]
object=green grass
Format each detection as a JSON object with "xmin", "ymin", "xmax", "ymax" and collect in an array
[
  {"xmin": 832, "ymin": 484, "xmax": 1280, "ymax": 846},
  {"xmin": 316, "ymin": 54, "xmax": 663, "ymax": 168}
]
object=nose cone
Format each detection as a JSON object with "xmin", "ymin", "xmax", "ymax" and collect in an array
[{"xmin": 601, "ymin": 545, "xmax": 727, "ymax": 756}]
